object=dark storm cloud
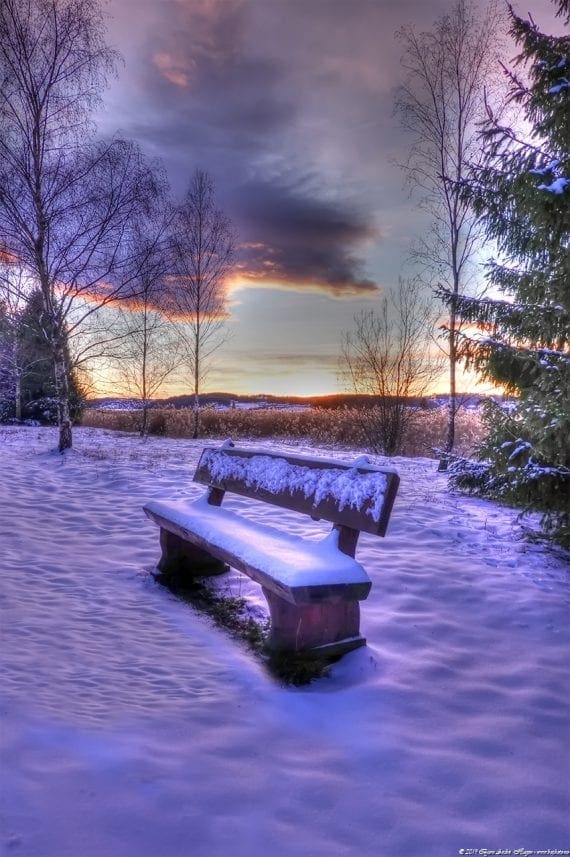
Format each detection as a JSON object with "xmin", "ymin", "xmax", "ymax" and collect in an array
[
  {"xmin": 233, "ymin": 176, "xmax": 379, "ymax": 294},
  {"xmin": 104, "ymin": 0, "xmax": 461, "ymax": 295},
  {"xmin": 108, "ymin": 0, "xmax": 381, "ymax": 294}
]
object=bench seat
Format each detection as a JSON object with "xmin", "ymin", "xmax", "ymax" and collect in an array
[{"xmin": 144, "ymin": 496, "xmax": 372, "ymax": 605}]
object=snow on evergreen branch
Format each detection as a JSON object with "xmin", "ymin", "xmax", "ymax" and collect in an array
[
  {"xmin": 528, "ymin": 158, "xmax": 560, "ymax": 175},
  {"xmin": 548, "ymin": 78, "xmax": 569, "ymax": 93},
  {"xmin": 536, "ymin": 177, "xmax": 569, "ymax": 193}
]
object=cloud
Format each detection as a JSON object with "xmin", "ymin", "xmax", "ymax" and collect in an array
[
  {"xmin": 248, "ymin": 352, "xmax": 340, "ymax": 369},
  {"xmin": 102, "ymin": 0, "xmax": 444, "ymax": 298},
  {"xmin": 230, "ymin": 175, "xmax": 379, "ymax": 295},
  {"xmin": 152, "ymin": 52, "xmax": 192, "ymax": 88},
  {"xmin": 139, "ymin": 0, "xmax": 295, "ymax": 146}
]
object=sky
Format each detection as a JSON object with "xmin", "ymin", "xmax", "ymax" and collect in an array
[{"xmin": 97, "ymin": 0, "xmax": 563, "ymax": 398}]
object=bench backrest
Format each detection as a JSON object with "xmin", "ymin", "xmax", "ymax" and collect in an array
[{"xmin": 194, "ymin": 445, "xmax": 399, "ymax": 540}]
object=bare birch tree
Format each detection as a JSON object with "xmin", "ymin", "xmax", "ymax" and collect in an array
[
  {"xmin": 395, "ymin": 0, "xmax": 506, "ymax": 467},
  {"xmin": 0, "ymin": 0, "xmax": 160, "ymax": 451},
  {"xmin": 111, "ymin": 226, "xmax": 181, "ymax": 436},
  {"xmin": 171, "ymin": 170, "xmax": 236, "ymax": 439},
  {"xmin": 342, "ymin": 279, "xmax": 443, "ymax": 456}
]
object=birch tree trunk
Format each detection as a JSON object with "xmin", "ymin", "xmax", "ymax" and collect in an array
[
  {"xmin": 14, "ymin": 370, "xmax": 21, "ymax": 423},
  {"xmin": 54, "ymin": 342, "xmax": 72, "ymax": 451}
]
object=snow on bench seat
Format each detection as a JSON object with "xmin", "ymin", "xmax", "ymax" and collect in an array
[{"xmin": 143, "ymin": 496, "xmax": 372, "ymax": 604}]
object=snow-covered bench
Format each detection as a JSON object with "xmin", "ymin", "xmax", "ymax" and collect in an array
[{"xmin": 143, "ymin": 444, "xmax": 400, "ymax": 657}]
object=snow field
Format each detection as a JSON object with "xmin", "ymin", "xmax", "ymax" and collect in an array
[{"xmin": 0, "ymin": 426, "xmax": 568, "ymax": 857}]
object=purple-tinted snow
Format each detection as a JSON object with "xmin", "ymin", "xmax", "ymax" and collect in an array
[{"xmin": 1, "ymin": 427, "xmax": 569, "ymax": 857}]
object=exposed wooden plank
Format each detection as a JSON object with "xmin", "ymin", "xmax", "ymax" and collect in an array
[
  {"xmin": 158, "ymin": 528, "xmax": 228, "ymax": 576},
  {"xmin": 206, "ymin": 486, "xmax": 225, "ymax": 507},
  {"xmin": 263, "ymin": 587, "xmax": 363, "ymax": 652}
]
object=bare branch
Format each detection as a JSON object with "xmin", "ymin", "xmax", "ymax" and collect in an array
[
  {"xmin": 394, "ymin": 0, "xmax": 508, "ymax": 460},
  {"xmin": 0, "ymin": 0, "xmax": 164, "ymax": 447},
  {"xmin": 341, "ymin": 279, "xmax": 444, "ymax": 455},
  {"xmin": 170, "ymin": 169, "xmax": 236, "ymax": 438}
]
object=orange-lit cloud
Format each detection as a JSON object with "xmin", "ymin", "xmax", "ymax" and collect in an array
[
  {"xmin": 152, "ymin": 51, "xmax": 192, "ymax": 88},
  {"xmin": 227, "ymin": 270, "xmax": 378, "ymax": 299},
  {"xmin": 231, "ymin": 177, "xmax": 381, "ymax": 297},
  {"xmin": 150, "ymin": 0, "xmax": 244, "ymax": 91}
]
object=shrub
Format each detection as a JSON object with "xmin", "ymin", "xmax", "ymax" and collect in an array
[
  {"xmin": 449, "ymin": 458, "xmax": 492, "ymax": 493},
  {"xmin": 449, "ymin": 401, "xmax": 570, "ymax": 547},
  {"xmin": 83, "ymin": 404, "xmax": 484, "ymax": 458},
  {"xmin": 148, "ymin": 411, "xmax": 167, "ymax": 435}
]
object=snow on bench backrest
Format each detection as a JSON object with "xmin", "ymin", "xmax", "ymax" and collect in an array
[{"xmin": 194, "ymin": 446, "xmax": 399, "ymax": 537}]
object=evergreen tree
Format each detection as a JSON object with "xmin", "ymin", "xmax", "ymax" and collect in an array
[
  {"xmin": 449, "ymin": 1, "xmax": 569, "ymax": 545},
  {"xmin": 0, "ymin": 300, "xmax": 17, "ymax": 420},
  {"xmin": 13, "ymin": 291, "xmax": 85, "ymax": 424}
]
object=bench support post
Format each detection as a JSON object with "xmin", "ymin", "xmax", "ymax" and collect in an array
[
  {"xmin": 157, "ymin": 528, "xmax": 227, "ymax": 577},
  {"xmin": 262, "ymin": 588, "xmax": 365, "ymax": 657},
  {"xmin": 333, "ymin": 524, "xmax": 360, "ymax": 557}
]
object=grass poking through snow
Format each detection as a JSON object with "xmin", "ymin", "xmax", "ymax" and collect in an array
[{"xmin": 154, "ymin": 568, "xmax": 334, "ymax": 686}]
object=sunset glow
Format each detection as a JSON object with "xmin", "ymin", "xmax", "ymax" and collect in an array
[{"xmin": 89, "ymin": 0, "xmax": 564, "ymax": 398}]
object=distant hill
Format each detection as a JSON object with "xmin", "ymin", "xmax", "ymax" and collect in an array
[{"xmin": 87, "ymin": 392, "xmax": 495, "ymax": 411}]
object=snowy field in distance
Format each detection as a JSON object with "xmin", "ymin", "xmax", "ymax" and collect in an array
[{"xmin": 0, "ymin": 425, "xmax": 568, "ymax": 857}]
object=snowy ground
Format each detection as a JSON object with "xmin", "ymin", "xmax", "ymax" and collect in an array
[{"xmin": 1, "ymin": 426, "xmax": 568, "ymax": 857}]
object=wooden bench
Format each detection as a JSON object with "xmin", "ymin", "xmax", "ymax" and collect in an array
[{"xmin": 143, "ymin": 443, "xmax": 399, "ymax": 658}]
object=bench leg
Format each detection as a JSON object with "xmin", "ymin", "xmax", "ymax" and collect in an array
[
  {"xmin": 262, "ymin": 588, "xmax": 366, "ymax": 657},
  {"xmin": 157, "ymin": 528, "xmax": 227, "ymax": 577}
]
